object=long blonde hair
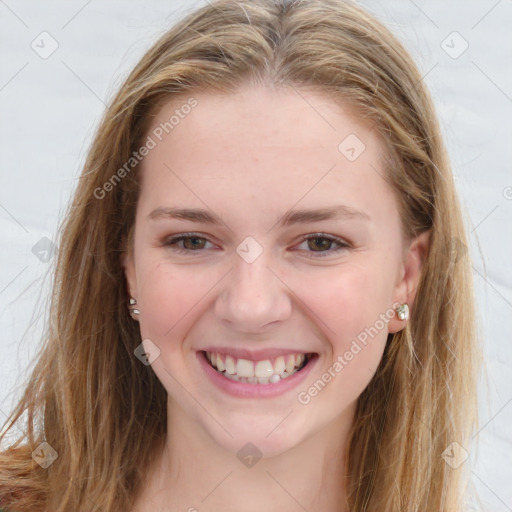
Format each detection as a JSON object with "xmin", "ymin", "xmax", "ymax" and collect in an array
[{"xmin": 0, "ymin": 0, "xmax": 480, "ymax": 510}]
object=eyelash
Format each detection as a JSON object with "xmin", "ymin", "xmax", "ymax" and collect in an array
[{"xmin": 162, "ymin": 232, "xmax": 350, "ymax": 259}]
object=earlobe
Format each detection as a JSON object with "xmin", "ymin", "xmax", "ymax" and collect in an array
[
  {"xmin": 122, "ymin": 251, "xmax": 141, "ymax": 320},
  {"xmin": 389, "ymin": 229, "xmax": 431, "ymax": 333}
]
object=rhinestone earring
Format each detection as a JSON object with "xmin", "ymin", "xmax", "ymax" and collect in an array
[
  {"xmin": 395, "ymin": 303, "xmax": 409, "ymax": 321},
  {"xmin": 129, "ymin": 297, "xmax": 140, "ymax": 315}
]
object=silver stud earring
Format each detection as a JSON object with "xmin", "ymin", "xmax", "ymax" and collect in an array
[
  {"xmin": 395, "ymin": 303, "xmax": 409, "ymax": 321},
  {"xmin": 129, "ymin": 297, "xmax": 140, "ymax": 315}
]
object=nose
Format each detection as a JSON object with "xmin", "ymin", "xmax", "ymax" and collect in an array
[{"xmin": 214, "ymin": 250, "xmax": 293, "ymax": 333}]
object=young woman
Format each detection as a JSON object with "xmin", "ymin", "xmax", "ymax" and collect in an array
[{"xmin": 0, "ymin": 0, "xmax": 480, "ymax": 510}]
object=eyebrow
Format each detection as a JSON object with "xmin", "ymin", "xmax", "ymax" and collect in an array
[{"xmin": 147, "ymin": 205, "xmax": 371, "ymax": 225}]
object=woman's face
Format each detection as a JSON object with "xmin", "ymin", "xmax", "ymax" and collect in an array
[{"xmin": 123, "ymin": 84, "xmax": 427, "ymax": 456}]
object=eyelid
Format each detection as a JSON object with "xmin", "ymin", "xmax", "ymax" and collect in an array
[
  {"xmin": 294, "ymin": 233, "xmax": 350, "ymax": 259},
  {"xmin": 162, "ymin": 232, "xmax": 350, "ymax": 258},
  {"xmin": 162, "ymin": 232, "xmax": 217, "ymax": 254}
]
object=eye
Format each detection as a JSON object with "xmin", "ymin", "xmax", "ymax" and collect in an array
[
  {"xmin": 162, "ymin": 233, "xmax": 216, "ymax": 255},
  {"xmin": 295, "ymin": 233, "xmax": 350, "ymax": 258},
  {"xmin": 161, "ymin": 232, "xmax": 350, "ymax": 258}
]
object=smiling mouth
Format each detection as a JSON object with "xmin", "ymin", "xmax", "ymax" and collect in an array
[{"xmin": 202, "ymin": 350, "xmax": 314, "ymax": 384}]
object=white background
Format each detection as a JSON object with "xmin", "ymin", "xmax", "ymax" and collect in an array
[{"xmin": 1, "ymin": 1, "xmax": 511, "ymax": 509}]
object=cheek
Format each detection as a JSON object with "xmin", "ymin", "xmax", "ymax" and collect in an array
[
  {"xmin": 294, "ymin": 261, "xmax": 392, "ymax": 400},
  {"xmin": 135, "ymin": 257, "xmax": 209, "ymax": 341},
  {"xmin": 299, "ymin": 260, "xmax": 393, "ymax": 346}
]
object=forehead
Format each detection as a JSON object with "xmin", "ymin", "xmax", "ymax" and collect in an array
[
  {"xmin": 145, "ymin": 84, "xmax": 376, "ymax": 158},
  {"xmin": 137, "ymin": 84, "xmax": 398, "ymax": 229}
]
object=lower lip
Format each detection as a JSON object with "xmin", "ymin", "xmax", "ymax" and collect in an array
[{"xmin": 197, "ymin": 351, "xmax": 318, "ymax": 398}]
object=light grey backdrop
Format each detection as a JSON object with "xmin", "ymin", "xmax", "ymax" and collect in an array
[{"xmin": 1, "ymin": 1, "xmax": 511, "ymax": 509}]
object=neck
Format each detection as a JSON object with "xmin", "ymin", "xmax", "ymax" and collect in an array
[{"xmin": 134, "ymin": 398, "xmax": 354, "ymax": 512}]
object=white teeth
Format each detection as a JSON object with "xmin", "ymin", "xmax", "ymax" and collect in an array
[
  {"xmin": 205, "ymin": 351, "xmax": 309, "ymax": 384},
  {"xmin": 236, "ymin": 358, "xmax": 254, "ymax": 378},
  {"xmin": 254, "ymin": 360, "xmax": 273, "ymax": 379},
  {"xmin": 274, "ymin": 356, "xmax": 285, "ymax": 374},
  {"xmin": 225, "ymin": 355, "xmax": 236, "ymax": 375},
  {"xmin": 285, "ymin": 355, "xmax": 296, "ymax": 373}
]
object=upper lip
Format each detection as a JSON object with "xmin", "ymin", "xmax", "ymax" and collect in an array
[{"xmin": 199, "ymin": 347, "xmax": 314, "ymax": 361}]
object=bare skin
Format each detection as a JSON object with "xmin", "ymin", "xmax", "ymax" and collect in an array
[{"xmin": 125, "ymin": 83, "xmax": 429, "ymax": 512}]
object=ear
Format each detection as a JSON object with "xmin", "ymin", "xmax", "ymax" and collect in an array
[
  {"xmin": 388, "ymin": 229, "xmax": 431, "ymax": 333},
  {"xmin": 121, "ymin": 249, "xmax": 138, "ymax": 301}
]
